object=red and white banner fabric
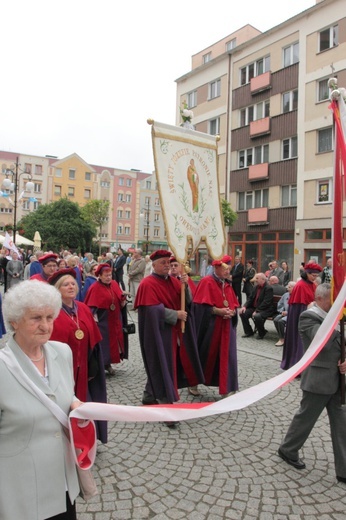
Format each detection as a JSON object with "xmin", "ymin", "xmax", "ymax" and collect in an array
[{"xmin": 71, "ymin": 279, "xmax": 346, "ymax": 425}]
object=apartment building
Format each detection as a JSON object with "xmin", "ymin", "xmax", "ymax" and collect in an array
[{"xmin": 176, "ymin": 0, "xmax": 346, "ymax": 277}]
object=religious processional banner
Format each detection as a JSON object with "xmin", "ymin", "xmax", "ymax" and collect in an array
[{"xmin": 149, "ymin": 120, "xmax": 226, "ymax": 263}]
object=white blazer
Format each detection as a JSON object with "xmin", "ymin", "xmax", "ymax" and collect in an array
[{"xmin": 0, "ymin": 337, "xmax": 79, "ymax": 520}]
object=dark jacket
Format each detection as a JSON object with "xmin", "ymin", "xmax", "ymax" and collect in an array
[{"xmin": 244, "ymin": 283, "xmax": 274, "ymax": 318}]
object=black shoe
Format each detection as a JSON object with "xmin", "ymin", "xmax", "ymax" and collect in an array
[
  {"xmin": 257, "ymin": 330, "xmax": 268, "ymax": 339},
  {"xmin": 164, "ymin": 421, "xmax": 179, "ymax": 428},
  {"xmin": 337, "ymin": 476, "xmax": 346, "ymax": 483},
  {"xmin": 242, "ymin": 333, "xmax": 254, "ymax": 338},
  {"xmin": 278, "ymin": 448, "xmax": 306, "ymax": 470},
  {"xmin": 142, "ymin": 397, "xmax": 158, "ymax": 405}
]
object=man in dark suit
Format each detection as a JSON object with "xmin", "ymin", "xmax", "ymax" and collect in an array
[
  {"xmin": 269, "ymin": 260, "xmax": 284, "ymax": 285},
  {"xmin": 230, "ymin": 256, "xmax": 244, "ymax": 305},
  {"xmin": 113, "ymin": 247, "xmax": 126, "ymax": 290},
  {"xmin": 278, "ymin": 283, "xmax": 346, "ymax": 483},
  {"xmin": 239, "ymin": 272, "xmax": 274, "ymax": 339}
]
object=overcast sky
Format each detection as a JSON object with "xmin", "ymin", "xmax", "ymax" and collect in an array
[{"xmin": 1, "ymin": 0, "xmax": 315, "ymax": 173}]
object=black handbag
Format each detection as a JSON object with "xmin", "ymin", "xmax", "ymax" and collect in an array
[{"xmin": 123, "ymin": 308, "xmax": 136, "ymax": 334}]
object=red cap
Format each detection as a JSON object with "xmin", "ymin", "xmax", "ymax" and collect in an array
[
  {"xmin": 39, "ymin": 253, "xmax": 59, "ymax": 265},
  {"xmin": 212, "ymin": 259, "xmax": 223, "ymax": 267},
  {"xmin": 150, "ymin": 250, "xmax": 171, "ymax": 261},
  {"xmin": 48, "ymin": 267, "xmax": 76, "ymax": 285},
  {"xmin": 221, "ymin": 255, "xmax": 232, "ymax": 265},
  {"xmin": 95, "ymin": 263, "xmax": 112, "ymax": 276},
  {"xmin": 170, "ymin": 256, "xmax": 178, "ymax": 263},
  {"xmin": 304, "ymin": 262, "xmax": 322, "ymax": 273}
]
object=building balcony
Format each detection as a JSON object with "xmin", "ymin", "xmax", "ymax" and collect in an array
[
  {"xmin": 250, "ymin": 117, "xmax": 270, "ymax": 138},
  {"xmin": 248, "ymin": 163, "xmax": 269, "ymax": 182},
  {"xmin": 248, "ymin": 207, "xmax": 268, "ymax": 225},
  {"xmin": 250, "ymin": 71, "xmax": 271, "ymax": 94}
]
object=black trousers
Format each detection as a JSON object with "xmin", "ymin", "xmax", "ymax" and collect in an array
[{"xmin": 45, "ymin": 493, "xmax": 76, "ymax": 520}]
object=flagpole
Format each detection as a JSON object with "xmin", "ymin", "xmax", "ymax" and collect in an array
[{"xmin": 340, "ymin": 317, "xmax": 345, "ymax": 404}]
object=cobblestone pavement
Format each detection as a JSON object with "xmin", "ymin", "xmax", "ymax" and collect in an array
[{"xmin": 2, "ymin": 285, "xmax": 346, "ymax": 519}]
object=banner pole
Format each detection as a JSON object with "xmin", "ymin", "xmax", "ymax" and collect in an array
[
  {"xmin": 180, "ymin": 262, "xmax": 186, "ymax": 333},
  {"xmin": 340, "ymin": 316, "xmax": 345, "ymax": 405}
]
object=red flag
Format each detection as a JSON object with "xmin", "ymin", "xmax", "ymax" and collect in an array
[{"xmin": 329, "ymin": 99, "xmax": 346, "ymax": 301}]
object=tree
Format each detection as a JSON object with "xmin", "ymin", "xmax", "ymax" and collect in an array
[
  {"xmin": 221, "ymin": 198, "xmax": 238, "ymax": 227},
  {"xmin": 18, "ymin": 198, "xmax": 95, "ymax": 252},
  {"xmin": 81, "ymin": 200, "xmax": 110, "ymax": 255}
]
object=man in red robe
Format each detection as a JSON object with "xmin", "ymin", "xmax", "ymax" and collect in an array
[
  {"xmin": 30, "ymin": 253, "xmax": 58, "ymax": 282},
  {"xmin": 192, "ymin": 256, "xmax": 239, "ymax": 397},
  {"xmin": 134, "ymin": 250, "xmax": 204, "ymax": 419}
]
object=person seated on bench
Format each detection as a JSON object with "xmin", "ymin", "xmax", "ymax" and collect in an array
[
  {"xmin": 268, "ymin": 276, "xmax": 286, "ymax": 297},
  {"xmin": 239, "ymin": 273, "xmax": 274, "ymax": 340},
  {"xmin": 273, "ymin": 281, "xmax": 296, "ymax": 346}
]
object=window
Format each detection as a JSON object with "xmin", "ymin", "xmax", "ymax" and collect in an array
[
  {"xmin": 84, "ymin": 189, "xmax": 91, "ymax": 199},
  {"xmin": 125, "ymin": 210, "xmax": 131, "ymax": 218},
  {"xmin": 238, "ymin": 189, "xmax": 269, "ymax": 211},
  {"xmin": 317, "ymin": 180, "xmax": 332, "ymax": 203},
  {"xmin": 282, "ymin": 136, "xmax": 297, "ymax": 159},
  {"xmin": 22, "ymin": 200, "xmax": 30, "ymax": 210},
  {"xmin": 34, "ymin": 183, "xmax": 41, "ymax": 193},
  {"xmin": 117, "ymin": 209, "xmax": 123, "ymax": 218},
  {"xmin": 68, "ymin": 187, "xmax": 75, "ymax": 197},
  {"xmin": 33, "ymin": 201, "xmax": 40, "ymax": 210},
  {"xmin": 154, "ymin": 228, "xmax": 159, "ymax": 237},
  {"xmin": 209, "ymin": 79, "xmax": 221, "ymax": 100},
  {"xmin": 124, "ymin": 226, "xmax": 130, "ymax": 235},
  {"xmin": 69, "ymin": 169, "xmax": 76, "ymax": 180},
  {"xmin": 0, "ymin": 207, "xmax": 12, "ymax": 213},
  {"xmin": 187, "ymin": 90, "xmax": 197, "ymax": 108},
  {"xmin": 240, "ymin": 106, "xmax": 254, "ymax": 126},
  {"xmin": 226, "ymin": 38, "xmax": 236, "ymax": 51},
  {"xmin": 283, "ymin": 42, "xmax": 299, "ymax": 67},
  {"xmin": 145, "ymin": 196, "xmax": 150, "ymax": 205},
  {"xmin": 117, "ymin": 225, "xmax": 123, "ymax": 235},
  {"xmin": 119, "ymin": 177, "xmax": 124, "ymax": 186},
  {"xmin": 54, "ymin": 185, "xmax": 62, "ymax": 196},
  {"xmin": 203, "ymin": 52, "xmax": 211, "ymax": 64},
  {"xmin": 100, "ymin": 233, "xmax": 108, "ymax": 238},
  {"xmin": 282, "ymin": 90, "xmax": 298, "ymax": 113},
  {"xmin": 118, "ymin": 192, "xmax": 124, "ymax": 202},
  {"xmin": 240, "ymin": 56, "xmax": 270, "ymax": 85},
  {"xmin": 318, "ymin": 127, "xmax": 333, "ymax": 153},
  {"xmin": 125, "ymin": 194, "xmax": 131, "ymax": 202},
  {"xmin": 101, "ymin": 181, "xmax": 110, "ymax": 188},
  {"xmin": 55, "ymin": 168, "xmax": 62, "ymax": 177},
  {"xmin": 24, "ymin": 163, "xmax": 32, "ymax": 174},
  {"xmin": 126, "ymin": 179, "xmax": 132, "ymax": 187},
  {"xmin": 319, "ymin": 25, "xmax": 338, "ymax": 52},
  {"xmin": 35, "ymin": 165, "xmax": 42, "ymax": 175},
  {"xmin": 318, "ymin": 79, "xmax": 329, "ymax": 102},
  {"xmin": 238, "ymin": 145, "xmax": 269, "ymax": 168},
  {"xmin": 255, "ymin": 101, "xmax": 269, "ymax": 120},
  {"xmin": 146, "ymin": 181, "xmax": 151, "ymax": 189},
  {"xmin": 154, "ymin": 213, "xmax": 160, "ymax": 222},
  {"xmin": 209, "ymin": 117, "xmax": 220, "ymax": 135},
  {"xmin": 281, "ymin": 185, "xmax": 297, "ymax": 207},
  {"xmin": 85, "ymin": 172, "xmax": 91, "ymax": 181},
  {"xmin": 155, "ymin": 198, "xmax": 160, "ymax": 206}
]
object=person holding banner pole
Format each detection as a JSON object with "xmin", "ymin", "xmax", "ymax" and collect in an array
[
  {"xmin": 278, "ymin": 283, "xmax": 346, "ymax": 483},
  {"xmin": 134, "ymin": 250, "xmax": 204, "ymax": 424},
  {"xmin": 192, "ymin": 256, "xmax": 239, "ymax": 398}
]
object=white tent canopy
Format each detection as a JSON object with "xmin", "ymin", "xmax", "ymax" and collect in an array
[{"xmin": 0, "ymin": 233, "xmax": 34, "ymax": 246}]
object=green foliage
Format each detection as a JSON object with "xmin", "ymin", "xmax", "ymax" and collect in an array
[
  {"xmin": 81, "ymin": 199, "xmax": 110, "ymax": 233},
  {"xmin": 221, "ymin": 198, "xmax": 238, "ymax": 227},
  {"xmin": 18, "ymin": 197, "xmax": 95, "ymax": 251}
]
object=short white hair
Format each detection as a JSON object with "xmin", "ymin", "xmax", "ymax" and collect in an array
[{"xmin": 3, "ymin": 280, "xmax": 62, "ymax": 332}]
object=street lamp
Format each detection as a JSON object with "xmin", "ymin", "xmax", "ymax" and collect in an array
[
  {"xmin": 140, "ymin": 199, "xmax": 150, "ymax": 254},
  {"xmin": 2, "ymin": 157, "xmax": 34, "ymax": 239}
]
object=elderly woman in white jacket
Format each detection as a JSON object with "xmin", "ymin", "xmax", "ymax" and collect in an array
[{"xmin": 0, "ymin": 280, "xmax": 81, "ymax": 520}]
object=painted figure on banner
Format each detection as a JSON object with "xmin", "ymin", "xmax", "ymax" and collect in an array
[{"xmin": 187, "ymin": 158, "xmax": 199, "ymax": 212}]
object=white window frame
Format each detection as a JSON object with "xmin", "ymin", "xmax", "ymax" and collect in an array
[
  {"xmin": 240, "ymin": 56, "xmax": 270, "ymax": 86},
  {"xmin": 318, "ymin": 127, "xmax": 333, "ymax": 153},
  {"xmin": 124, "ymin": 226, "xmax": 130, "ymax": 235},
  {"xmin": 319, "ymin": 25, "xmax": 338, "ymax": 52},
  {"xmin": 118, "ymin": 177, "xmax": 124, "ymax": 186},
  {"xmin": 317, "ymin": 179, "xmax": 332, "ymax": 203},
  {"xmin": 146, "ymin": 181, "xmax": 151, "ymax": 189},
  {"xmin": 238, "ymin": 144, "xmax": 269, "ymax": 168},
  {"xmin": 209, "ymin": 117, "xmax": 220, "ymax": 135},
  {"xmin": 187, "ymin": 90, "xmax": 197, "ymax": 109},
  {"xmin": 282, "ymin": 136, "xmax": 298, "ymax": 160},
  {"xmin": 226, "ymin": 38, "xmax": 236, "ymax": 51},
  {"xmin": 69, "ymin": 169, "xmax": 76, "ymax": 180},
  {"xmin": 281, "ymin": 185, "xmax": 297, "ymax": 207},
  {"xmin": 85, "ymin": 172, "xmax": 91, "ymax": 181},
  {"xmin": 209, "ymin": 79, "xmax": 221, "ymax": 100},
  {"xmin": 153, "ymin": 228, "xmax": 159, "ymax": 237},
  {"xmin": 55, "ymin": 168, "xmax": 62, "ymax": 177},
  {"xmin": 282, "ymin": 90, "xmax": 298, "ymax": 113},
  {"xmin": 117, "ymin": 209, "xmax": 123, "ymax": 218},
  {"xmin": 126, "ymin": 179, "xmax": 132, "ymax": 187},
  {"xmin": 125, "ymin": 194, "xmax": 131, "ymax": 203},
  {"xmin": 203, "ymin": 52, "xmax": 211, "ymax": 64},
  {"xmin": 238, "ymin": 189, "xmax": 269, "ymax": 211},
  {"xmin": 84, "ymin": 189, "xmax": 91, "ymax": 199},
  {"xmin": 34, "ymin": 183, "xmax": 41, "ymax": 193},
  {"xmin": 317, "ymin": 78, "xmax": 329, "ymax": 102},
  {"xmin": 283, "ymin": 42, "xmax": 299, "ymax": 67}
]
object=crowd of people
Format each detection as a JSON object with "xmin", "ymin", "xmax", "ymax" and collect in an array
[{"xmin": 0, "ymin": 246, "xmax": 344, "ymax": 519}]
